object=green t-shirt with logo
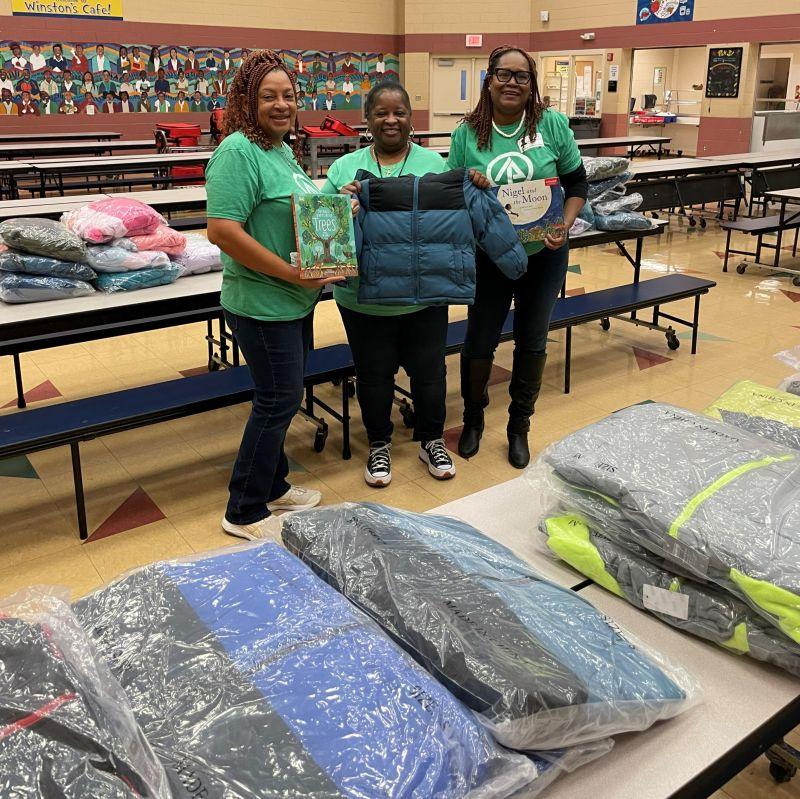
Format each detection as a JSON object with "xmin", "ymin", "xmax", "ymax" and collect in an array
[
  {"xmin": 206, "ymin": 131, "xmax": 322, "ymax": 322},
  {"xmin": 446, "ymin": 108, "xmax": 582, "ymax": 255},
  {"xmin": 322, "ymin": 142, "xmax": 447, "ymax": 316}
]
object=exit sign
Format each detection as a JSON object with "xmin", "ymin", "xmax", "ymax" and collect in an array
[{"xmin": 466, "ymin": 34, "xmax": 483, "ymax": 47}]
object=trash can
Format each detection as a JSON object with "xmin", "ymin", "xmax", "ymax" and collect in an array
[{"xmin": 569, "ymin": 116, "xmax": 602, "ymax": 156}]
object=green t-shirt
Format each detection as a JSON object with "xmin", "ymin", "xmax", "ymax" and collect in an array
[
  {"xmin": 446, "ymin": 108, "xmax": 582, "ymax": 255},
  {"xmin": 322, "ymin": 142, "xmax": 447, "ymax": 316},
  {"xmin": 206, "ymin": 131, "xmax": 322, "ymax": 322}
]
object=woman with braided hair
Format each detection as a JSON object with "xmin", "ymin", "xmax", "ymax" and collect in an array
[
  {"xmin": 447, "ymin": 45, "xmax": 588, "ymax": 469},
  {"xmin": 206, "ymin": 49, "xmax": 345, "ymax": 541}
]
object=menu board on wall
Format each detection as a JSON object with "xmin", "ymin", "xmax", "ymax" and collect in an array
[{"xmin": 705, "ymin": 47, "xmax": 743, "ymax": 98}]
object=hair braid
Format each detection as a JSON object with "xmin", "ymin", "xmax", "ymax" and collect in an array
[
  {"xmin": 463, "ymin": 45, "xmax": 545, "ymax": 151},
  {"xmin": 223, "ymin": 49, "xmax": 304, "ymax": 162}
]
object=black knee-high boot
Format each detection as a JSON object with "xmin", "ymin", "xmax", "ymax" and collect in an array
[
  {"xmin": 507, "ymin": 351, "xmax": 547, "ymax": 469},
  {"xmin": 458, "ymin": 354, "xmax": 493, "ymax": 458}
]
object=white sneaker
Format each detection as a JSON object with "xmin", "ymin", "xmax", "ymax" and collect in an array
[
  {"xmin": 419, "ymin": 439, "xmax": 456, "ymax": 480},
  {"xmin": 267, "ymin": 485, "xmax": 322, "ymax": 512},
  {"xmin": 221, "ymin": 514, "xmax": 286, "ymax": 541},
  {"xmin": 365, "ymin": 441, "xmax": 392, "ymax": 487}
]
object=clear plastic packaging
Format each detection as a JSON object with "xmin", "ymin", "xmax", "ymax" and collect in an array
[
  {"xmin": 0, "ymin": 588, "xmax": 170, "ymax": 799},
  {"xmin": 0, "ymin": 248, "xmax": 96, "ymax": 281},
  {"xmin": 538, "ymin": 512, "xmax": 800, "ymax": 677},
  {"xmin": 582, "ymin": 156, "xmax": 630, "ymax": 182},
  {"xmin": 62, "ymin": 198, "xmax": 166, "ymax": 244},
  {"xmin": 593, "ymin": 192, "xmax": 643, "ymax": 216},
  {"xmin": 0, "ymin": 217, "xmax": 88, "ymax": 262},
  {"xmin": 94, "ymin": 265, "xmax": 181, "ymax": 293},
  {"xmin": 704, "ymin": 379, "xmax": 800, "ymax": 450},
  {"xmin": 74, "ymin": 543, "xmax": 542, "ymax": 799},
  {"xmin": 86, "ymin": 243, "xmax": 171, "ymax": 273},
  {"xmin": 526, "ymin": 403, "xmax": 800, "ymax": 644},
  {"xmin": 0, "ymin": 272, "xmax": 95, "ymax": 303},
  {"xmin": 587, "ymin": 171, "xmax": 632, "ymax": 203},
  {"xmin": 173, "ymin": 232, "xmax": 223, "ymax": 276},
  {"xmin": 569, "ymin": 217, "xmax": 593, "ymax": 237},
  {"xmin": 594, "ymin": 211, "xmax": 653, "ymax": 231},
  {"xmin": 577, "ymin": 201, "xmax": 595, "ymax": 227},
  {"xmin": 780, "ymin": 375, "xmax": 800, "ymax": 397},
  {"xmin": 282, "ymin": 503, "xmax": 699, "ymax": 751},
  {"xmin": 775, "ymin": 346, "xmax": 800, "ymax": 397},
  {"xmin": 126, "ymin": 225, "xmax": 187, "ymax": 257},
  {"xmin": 776, "ymin": 345, "xmax": 800, "ymax": 372}
]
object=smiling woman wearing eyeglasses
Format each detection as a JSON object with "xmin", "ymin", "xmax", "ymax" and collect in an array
[{"xmin": 447, "ymin": 45, "xmax": 588, "ymax": 470}]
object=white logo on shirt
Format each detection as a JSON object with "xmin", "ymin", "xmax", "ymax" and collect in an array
[
  {"xmin": 293, "ymin": 172, "xmax": 320, "ymax": 193},
  {"xmin": 487, "ymin": 152, "xmax": 534, "ymax": 185}
]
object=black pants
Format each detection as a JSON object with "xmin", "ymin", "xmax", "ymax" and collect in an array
[
  {"xmin": 463, "ymin": 244, "xmax": 569, "ymax": 360},
  {"xmin": 338, "ymin": 304, "xmax": 448, "ymax": 444},
  {"xmin": 224, "ymin": 309, "xmax": 312, "ymax": 524}
]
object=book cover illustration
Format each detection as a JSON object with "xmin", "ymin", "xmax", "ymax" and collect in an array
[
  {"xmin": 493, "ymin": 178, "xmax": 565, "ymax": 244},
  {"xmin": 291, "ymin": 193, "xmax": 359, "ymax": 279}
]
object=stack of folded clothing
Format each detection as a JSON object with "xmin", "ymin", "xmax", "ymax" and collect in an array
[
  {"xmin": 173, "ymin": 232, "xmax": 223, "ymax": 277},
  {"xmin": 0, "ymin": 589, "xmax": 169, "ymax": 798},
  {"xmin": 0, "ymin": 219, "xmax": 96, "ymax": 304},
  {"xmin": 283, "ymin": 503, "xmax": 698, "ymax": 756},
  {"xmin": 62, "ymin": 197, "xmax": 185, "ymax": 293},
  {"xmin": 530, "ymin": 402, "xmax": 800, "ymax": 675},
  {"xmin": 574, "ymin": 156, "xmax": 651, "ymax": 234},
  {"xmin": 74, "ymin": 543, "xmax": 548, "ymax": 799},
  {"xmin": 704, "ymin": 380, "xmax": 800, "ymax": 450}
]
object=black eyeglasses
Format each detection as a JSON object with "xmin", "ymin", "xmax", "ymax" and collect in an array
[{"xmin": 492, "ymin": 68, "xmax": 533, "ymax": 86}]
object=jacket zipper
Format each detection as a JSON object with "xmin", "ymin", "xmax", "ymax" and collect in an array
[{"xmin": 412, "ymin": 176, "xmax": 420, "ymax": 303}]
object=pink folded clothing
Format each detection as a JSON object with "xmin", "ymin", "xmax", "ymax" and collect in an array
[
  {"xmin": 62, "ymin": 198, "xmax": 166, "ymax": 244},
  {"xmin": 127, "ymin": 225, "xmax": 187, "ymax": 257}
]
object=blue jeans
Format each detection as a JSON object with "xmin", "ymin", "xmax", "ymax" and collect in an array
[
  {"xmin": 463, "ymin": 244, "xmax": 569, "ymax": 360},
  {"xmin": 224, "ymin": 310, "xmax": 312, "ymax": 525}
]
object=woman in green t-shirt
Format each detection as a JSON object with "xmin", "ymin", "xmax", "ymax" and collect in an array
[
  {"xmin": 446, "ymin": 45, "xmax": 588, "ymax": 470},
  {"xmin": 322, "ymin": 81, "xmax": 457, "ymax": 488},
  {"xmin": 206, "ymin": 50, "xmax": 345, "ymax": 542}
]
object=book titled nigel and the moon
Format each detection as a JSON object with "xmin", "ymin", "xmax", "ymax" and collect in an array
[
  {"xmin": 291, "ymin": 194, "xmax": 359, "ymax": 279},
  {"xmin": 493, "ymin": 178, "xmax": 565, "ymax": 244}
]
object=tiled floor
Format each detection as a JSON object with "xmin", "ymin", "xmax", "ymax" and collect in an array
[{"xmin": 1, "ymin": 213, "xmax": 799, "ymax": 797}]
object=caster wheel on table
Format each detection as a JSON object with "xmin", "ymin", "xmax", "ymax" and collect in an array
[
  {"xmin": 313, "ymin": 424, "xmax": 329, "ymax": 453},
  {"xmin": 736, "ymin": 264, "xmax": 747, "ymax": 275},
  {"xmin": 699, "ymin": 218, "xmax": 707, "ymax": 229},
  {"xmin": 793, "ymin": 276, "xmax": 800, "ymax": 287},
  {"xmin": 651, "ymin": 212, "xmax": 660, "ymax": 220},
  {"xmin": 689, "ymin": 217, "xmax": 697, "ymax": 227},
  {"xmin": 207, "ymin": 359, "xmax": 221, "ymax": 372},
  {"xmin": 600, "ymin": 318, "xmax": 611, "ymax": 332},
  {"xmin": 769, "ymin": 762, "xmax": 796, "ymax": 784},
  {"xmin": 347, "ymin": 381, "xmax": 356, "ymax": 397},
  {"xmin": 666, "ymin": 332, "xmax": 680, "ymax": 351}
]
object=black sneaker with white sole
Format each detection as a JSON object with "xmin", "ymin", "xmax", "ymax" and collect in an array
[
  {"xmin": 365, "ymin": 441, "xmax": 392, "ymax": 487},
  {"xmin": 419, "ymin": 439, "xmax": 456, "ymax": 480}
]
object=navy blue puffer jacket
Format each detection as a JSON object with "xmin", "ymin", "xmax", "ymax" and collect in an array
[{"xmin": 355, "ymin": 168, "xmax": 527, "ymax": 306}]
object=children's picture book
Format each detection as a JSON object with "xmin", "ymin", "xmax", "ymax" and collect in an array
[
  {"xmin": 493, "ymin": 178, "xmax": 565, "ymax": 244},
  {"xmin": 291, "ymin": 193, "xmax": 359, "ymax": 279}
]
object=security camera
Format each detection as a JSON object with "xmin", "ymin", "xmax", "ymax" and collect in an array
[{"xmin": 580, "ymin": 32, "xmax": 596, "ymax": 41}]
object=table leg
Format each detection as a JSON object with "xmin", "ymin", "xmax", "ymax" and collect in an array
[
  {"xmin": 70, "ymin": 442, "xmax": 89, "ymax": 541},
  {"xmin": 13, "ymin": 352, "xmax": 25, "ymax": 409},
  {"xmin": 564, "ymin": 326, "xmax": 572, "ymax": 395},
  {"xmin": 691, "ymin": 294, "xmax": 700, "ymax": 355}
]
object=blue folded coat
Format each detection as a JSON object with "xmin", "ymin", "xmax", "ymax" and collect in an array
[
  {"xmin": 75, "ymin": 543, "xmax": 543, "ymax": 799},
  {"xmin": 283, "ymin": 503, "xmax": 697, "ymax": 751},
  {"xmin": 353, "ymin": 168, "xmax": 528, "ymax": 306}
]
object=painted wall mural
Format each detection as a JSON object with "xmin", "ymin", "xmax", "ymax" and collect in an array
[{"xmin": 0, "ymin": 42, "xmax": 399, "ymax": 116}]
